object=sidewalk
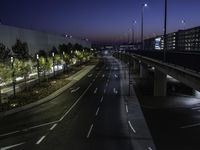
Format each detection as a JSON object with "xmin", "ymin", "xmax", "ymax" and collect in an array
[
  {"xmin": 0, "ymin": 64, "xmax": 96, "ymax": 117},
  {"xmin": 116, "ymin": 58, "xmax": 157, "ymax": 150}
]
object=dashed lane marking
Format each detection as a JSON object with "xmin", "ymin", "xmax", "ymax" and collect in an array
[
  {"xmin": 36, "ymin": 136, "xmax": 46, "ymax": 145},
  {"xmin": 86, "ymin": 124, "xmax": 94, "ymax": 138},
  {"xmin": 50, "ymin": 124, "xmax": 57, "ymax": 131},
  {"xmin": 128, "ymin": 121, "xmax": 136, "ymax": 133}
]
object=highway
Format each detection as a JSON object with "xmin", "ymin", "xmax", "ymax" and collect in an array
[{"xmin": 0, "ymin": 56, "xmax": 155, "ymax": 150}]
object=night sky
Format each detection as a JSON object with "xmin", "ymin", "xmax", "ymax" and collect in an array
[{"xmin": 0, "ymin": 0, "xmax": 199, "ymax": 43}]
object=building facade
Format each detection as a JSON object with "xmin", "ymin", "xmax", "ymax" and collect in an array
[{"xmin": 0, "ymin": 25, "xmax": 91, "ymax": 56}]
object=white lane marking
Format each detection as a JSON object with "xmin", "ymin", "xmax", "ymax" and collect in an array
[
  {"xmin": 59, "ymin": 83, "xmax": 93, "ymax": 121},
  {"xmin": 94, "ymin": 88, "xmax": 98, "ymax": 94},
  {"xmin": 71, "ymin": 87, "xmax": 80, "ymax": 93},
  {"xmin": 50, "ymin": 124, "xmax": 57, "ymax": 131},
  {"xmin": 0, "ymin": 131, "xmax": 20, "ymax": 137},
  {"xmin": 106, "ymin": 82, "xmax": 108, "ymax": 87},
  {"xmin": 126, "ymin": 105, "xmax": 129, "ymax": 113},
  {"xmin": 95, "ymin": 107, "xmax": 100, "ymax": 116},
  {"xmin": 87, "ymin": 74, "xmax": 93, "ymax": 78},
  {"xmin": 181, "ymin": 122, "xmax": 200, "ymax": 129},
  {"xmin": 1, "ymin": 142, "xmax": 25, "ymax": 150},
  {"xmin": 0, "ymin": 120, "xmax": 59, "ymax": 138},
  {"xmin": 104, "ymin": 89, "xmax": 106, "ymax": 94},
  {"xmin": 128, "ymin": 121, "xmax": 136, "ymax": 133},
  {"xmin": 86, "ymin": 124, "xmax": 94, "ymax": 138},
  {"xmin": 113, "ymin": 88, "xmax": 118, "ymax": 94},
  {"xmin": 191, "ymin": 107, "xmax": 200, "ymax": 110},
  {"xmin": 148, "ymin": 147, "xmax": 153, "ymax": 150},
  {"xmin": 36, "ymin": 136, "xmax": 46, "ymax": 144},
  {"xmin": 25, "ymin": 120, "xmax": 59, "ymax": 131},
  {"xmin": 100, "ymin": 96, "xmax": 104, "ymax": 103},
  {"xmin": 102, "ymin": 74, "xmax": 105, "ymax": 78}
]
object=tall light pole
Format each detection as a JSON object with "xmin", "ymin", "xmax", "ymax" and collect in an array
[
  {"xmin": 52, "ymin": 52, "xmax": 55, "ymax": 78},
  {"xmin": 163, "ymin": 0, "xmax": 167, "ymax": 62},
  {"xmin": 62, "ymin": 51, "xmax": 65, "ymax": 73},
  {"xmin": 36, "ymin": 54, "xmax": 40, "ymax": 85},
  {"xmin": 11, "ymin": 56, "xmax": 16, "ymax": 98},
  {"xmin": 141, "ymin": 3, "xmax": 148, "ymax": 50},
  {"xmin": 132, "ymin": 20, "xmax": 137, "ymax": 48}
]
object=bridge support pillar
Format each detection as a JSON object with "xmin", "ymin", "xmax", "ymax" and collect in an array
[
  {"xmin": 154, "ymin": 69, "xmax": 167, "ymax": 96},
  {"xmin": 140, "ymin": 64, "xmax": 149, "ymax": 78}
]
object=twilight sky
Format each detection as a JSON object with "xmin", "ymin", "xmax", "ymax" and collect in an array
[{"xmin": 0, "ymin": 0, "xmax": 199, "ymax": 43}]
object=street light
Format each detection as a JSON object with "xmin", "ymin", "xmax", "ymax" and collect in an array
[
  {"xmin": 11, "ymin": 56, "xmax": 16, "ymax": 97},
  {"xmin": 132, "ymin": 20, "xmax": 137, "ymax": 48},
  {"xmin": 141, "ymin": 3, "xmax": 148, "ymax": 50},
  {"xmin": 62, "ymin": 51, "xmax": 65, "ymax": 73},
  {"xmin": 181, "ymin": 19, "xmax": 186, "ymax": 30},
  {"xmin": 52, "ymin": 52, "xmax": 55, "ymax": 77},
  {"xmin": 36, "ymin": 54, "xmax": 40, "ymax": 85},
  {"xmin": 163, "ymin": 0, "xmax": 167, "ymax": 61}
]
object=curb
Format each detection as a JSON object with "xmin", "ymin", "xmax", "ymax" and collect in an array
[{"xmin": 0, "ymin": 65, "xmax": 96, "ymax": 117}]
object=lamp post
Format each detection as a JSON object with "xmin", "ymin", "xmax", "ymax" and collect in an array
[
  {"xmin": 52, "ymin": 52, "xmax": 55, "ymax": 78},
  {"xmin": 132, "ymin": 20, "xmax": 137, "ymax": 45},
  {"xmin": 11, "ymin": 56, "xmax": 16, "ymax": 98},
  {"xmin": 141, "ymin": 3, "xmax": 148, "ymax": 50},
  {"xmin": 36, "ymin": 54, "xmax": 40, "ymax": 85},
  {"xmin": 62, "ymin": 51, "xmax": 65, "ymax": 73},
  {"xmin": 163, "ymin": 0, "xmax": 167, "ymax": 62}
]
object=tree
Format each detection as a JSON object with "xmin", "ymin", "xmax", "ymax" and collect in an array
[
  {"xmin": 39, "ymin": 57, "xmax": 52, "ymax": 82},
  {"xmin": 38, "ymin": 50, "xmax": 47, "ymax": 58},
  {"xmin": 73, "ymin": 43, "xmax": 83, "ymax": 51},
  {"xmin": 12, "ymin": 39, "xmax": 29, "ymax": 59},
  {"xmin": 0, "ymin": 43, "xmax": 10, "ymax": 61},
  {"xmin": 0, "ymin": 63, "xmax": 12, "ymax": 103},
  {"xmin": 20, "ymin": 61, "xmax": 31, "ymax": 91}
]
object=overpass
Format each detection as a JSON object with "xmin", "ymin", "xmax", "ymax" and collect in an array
[{"xmin": 114, "ymin": 50, "xmax": 200, "ymax": 96}]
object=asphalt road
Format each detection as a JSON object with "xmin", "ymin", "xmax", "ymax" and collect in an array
[{"xmin": 0, "ymin": 56, "xmax": 155, "ymax": 150}]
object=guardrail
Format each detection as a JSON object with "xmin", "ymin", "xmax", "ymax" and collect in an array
[{"xmin": 129, "ymin": 50, "xmax": 200, "ymax": 73}]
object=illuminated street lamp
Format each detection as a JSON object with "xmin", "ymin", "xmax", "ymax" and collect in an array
[
  {"xmin": 52, "ymin": 52, "xmax": 55, "ymax": 77},
  {"xmin": 11, "ymin": 56, "xmax": 16, "ymax": 97},
  {"xmin": 62, "ymin": 51, "xmax": 65, "ymax": 73},
  {"xmin": 36, "ymin": 54, "xmax": 40, "ymax": 85},
  {"xmin": 141, "ymin": 3, "xmax": 148, "ymax": 50},
  {"xmin": 132, "ymin": 20, "xmax": 137, "ymax": 45}
]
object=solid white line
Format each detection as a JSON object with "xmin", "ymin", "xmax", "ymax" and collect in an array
[
  {"xmin": 0, "ymin": 131, "xmax": 20, "ymax": 137},
  {"xmin": 148, "ymin": 147, "xmax": 153, "ymax": 150},
  {"xmin": 95, "ymin": 107, "xmax": 100, "ymax": 116},
  {"xmin": 50, "ymin": 124, "xmax": 57, "ymax": 130},
  {"xmin": 104, "ymin": 89, "xmax": 106, "ymax": 93},
  {"xmin": 36, "ymin": 136, "xmax": 46, "ymax": 145},
  {"xmin": 128, "ymin": 121, "xmax": 136, "ymax": 133},
  {"xmin": 26, "ymin": 120, "xmax": 59, "ymax": 131},
  {"xmin": 59, "ymin": 83, "xmax": 93, "ymax": 121},
  {"xmin": 181, "ymin": 122, "xmax": 200, "ymax": 129},
  {"xmin": 1, "ymin": 142, "xmax": 25, "ymax": 150},
  {"xmin": 126, "ymin": 105, "xmax": 129, "ymax": 113},
  {"xmin": 86, "ymin": 124, "xmax": 94, "ymax": 138}
]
